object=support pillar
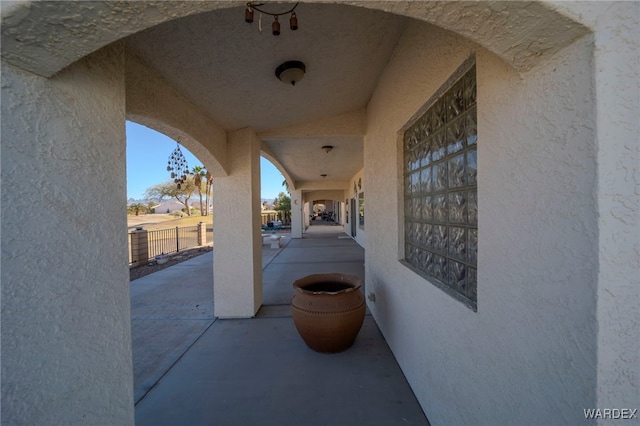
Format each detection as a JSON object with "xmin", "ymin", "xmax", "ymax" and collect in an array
[
  {"xmin": 304, "ymin": 201, "xmax": 311, "ymax": 229},
  {"xmin": 197, "ymin": 222, "xmax": 207, "ymax": 246},
  {"xmin": 1, "ymin": 44, "xmax": 133, "ymax": 425},
  {"xmin": 213, "ymin": 128, "xmax": 262, "ymax": 318},
  {"xmin": 290, "ymin": 189, "xmax": 303, "ymax": 238},
  {"xmin": 593, "ymin": 2, "xmax": 640, "ymax": 410},
  {"xmin": 130, "ymin": 229, "xmax": 149, "ymax": 266}
]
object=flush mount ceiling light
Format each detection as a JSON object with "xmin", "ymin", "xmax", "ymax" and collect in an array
[
  {"xmin": 275, "ymin": 61, "xmax": 306, "ymax": 85},
  {"xmin": 245, "ymin": 2, "xmax": 299, "ymax": 36},
  {"xmin": 321, "ymin": 145, "xmax": 333, "ymax": 153}
]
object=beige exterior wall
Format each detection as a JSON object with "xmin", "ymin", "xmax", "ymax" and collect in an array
[
  {"xmin": 1, "ymin": 44, "xmax": 134, "ymax": 425},
  {"xmin": 578, "ymin": 3, "xmax": 639, "ymax": 412},
  {"xmin": 0, "ymin": 2, "xmax": 637, "ymax": 425},
  {"xmin": 212, "ymin": 128, "xmax": 263, "ymax": 318},
  {"xmin": 125, "ymin": 52, "xmax": 229, "ymax": 177},
  {"xmin": 290, "ymin": 189, "xmax": 304, "ymax": 238},
  {"xmin": 365, "ymin": 21, "xmax": 601, "ymax": 424}
]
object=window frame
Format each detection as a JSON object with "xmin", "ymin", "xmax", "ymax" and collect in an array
[{"xmin": 399, "ymin": 56, "xmax": 478, "ymax": 312}]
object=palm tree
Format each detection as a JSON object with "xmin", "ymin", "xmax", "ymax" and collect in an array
[
  {"xmin": 192, "ymin": 165, "xmax": 206, "ymax": 216},
  {"xmin": 205, "ymin": 171, "xmax": 213, "ymax": 215},
  {"xmin": 128, "ymin": 203, "xmax": 146, "ymax": 216}
]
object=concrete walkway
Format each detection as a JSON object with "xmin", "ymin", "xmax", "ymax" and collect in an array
[{"xmin": 132, "ymin": 225, "xmax": 429, "ymax": 426}]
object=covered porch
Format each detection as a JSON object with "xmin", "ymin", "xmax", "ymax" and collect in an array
[
  {"xmin": 2, "ymin": 2, "xmax": 637, "ymax": 425},
  {"xmin": 132, "ymin": 225, "xmax": 428, "ymax": 425}
]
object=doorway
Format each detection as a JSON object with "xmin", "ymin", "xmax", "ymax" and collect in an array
[{"xmin": 350, "ymin": 198, "xmax": 357, "ymax": 237}]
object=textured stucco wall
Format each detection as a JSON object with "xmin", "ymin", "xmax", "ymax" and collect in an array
[
  {"xmin": 0, "ymin": 1, "xmax": 588, "ymax": 78},
  {"xmin": 290, "ymin": 189, "xmax": 303, "ymax": 238},
  {"xmin": 212, "ymin": 128, "xmax": 263, "ymax": 318},
  {"xmin": 365, "ymin": 20, "xmax": 600, "ymax": 425},
  {"xmin": 303, "ymin": 190, "xmax": 347, "ymax": 206},
  {"xmin": 1, "ymin": 44, "xmax": 134, "ymax": 425},
  {"xmin": 565, "ymin": 2, "xmax": 640, "ymax": 413},
  {"xmin": 125, "ymin": 51, "xmax": 229, "ymax": 177}
]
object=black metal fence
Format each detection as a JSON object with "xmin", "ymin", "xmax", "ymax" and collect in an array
[
  {"xmin": 128, "ymin": 223, "xmax": 214, "ymax": 265},
  {"xmin": 148, "ymin": 226, "xmax": 199, "ymax": 258}
]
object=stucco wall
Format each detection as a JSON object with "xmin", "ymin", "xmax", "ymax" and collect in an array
[
  {"xmin": 1, "ymin": 44, "xmax": 134, "ymax": 425},
  {"xmin": 558, "ymin": 2, "xmax": 640, "ymax": 413},
  {"xmin": 125, "ymin": 52, "xmax": 229, "ymax": 178},
  {"xmin": 365, "ymin": 21, "xmax": 599, "ymax": 425},
  {"xmin": 212, "ymin": 128, "xmax": 263, "ymax": 318}
]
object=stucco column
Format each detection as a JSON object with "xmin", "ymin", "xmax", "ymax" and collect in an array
[
  {"xmin": 290, "ymin": 189, "xmax": 303, "ymax": 238},
  {"xmin": 213, "ymin": 128, "xmax": 262, "ymax": 318},
  {"xmin": 130, "ymin": 228, "xmax": 149, "ymax": 266},
  {"xmin": 303, "ymin": 201, "xmax": 311, "ymax": 229},
  {"xmin": 1, "ymin": 44, "xmax": 133, "ymax": 425},
  {"xmin": 592, "ymin": 2, "xmax": 640, "ymax": 411}
]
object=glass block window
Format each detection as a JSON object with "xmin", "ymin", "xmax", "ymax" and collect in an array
[{"xmin": 403, "ymin": 64, "xmax": 477, "ymax": 311}]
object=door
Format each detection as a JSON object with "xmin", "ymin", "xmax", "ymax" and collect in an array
[{"xmin": 350, "ymin": 198, "xmax": 357, "ymax": 237}]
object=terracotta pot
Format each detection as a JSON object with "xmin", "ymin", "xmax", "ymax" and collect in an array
[{"xmin": 291, "ymin": 273, "xmax": 366, "ymax": 353}]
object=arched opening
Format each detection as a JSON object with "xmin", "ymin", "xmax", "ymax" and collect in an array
[
  {"xmin": 259, "ymin": 156, "xmax": 288, "ymax": 227},
  {"xmin": 309, "ymin": 199, "xmax": 342, "ymax": 225},
  {"xmin": 125, "ymin": 120, "xmax": 216, "ymax": 404},
  {"xmin": 6, "ymin": 2, "xmax": 634, "ymax": 426}
]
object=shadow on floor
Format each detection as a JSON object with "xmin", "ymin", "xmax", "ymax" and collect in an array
[{"xmin": 131, "ymin": 225, "xmax": 429, "ymax": 425}]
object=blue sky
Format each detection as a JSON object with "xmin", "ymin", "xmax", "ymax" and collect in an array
[{"xmin": 126, "ymin": 121, "xmax": 286, "ymax": 200}]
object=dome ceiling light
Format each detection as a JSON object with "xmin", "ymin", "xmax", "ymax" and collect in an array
[{"xmin": 275, "ymin": 61, "xmax": 306, "ymax": 86}]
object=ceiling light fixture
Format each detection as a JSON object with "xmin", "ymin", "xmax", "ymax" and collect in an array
[
  {"xmin": 321, "ymin": 145, "xmax": 333, "ymax": 153},
  {"xmin": 275, "ymin": 61, "xmax": 306, "ymax": 85},
  {"xmin": 245, "ymin": 2, "xmax": 299, "ymax": 35}
]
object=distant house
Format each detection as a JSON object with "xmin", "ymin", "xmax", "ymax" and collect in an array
[
  {"xmin": 261, "ymin": 209, "xmax": 278, "ymax": 226},
  {"xmin": 153, "ymin": 200, "xmax": 189, "ymax": 214}
]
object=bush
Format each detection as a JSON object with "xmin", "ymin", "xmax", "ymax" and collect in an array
[{"xmin": 171, "ymin": 211, "xmax": 185, "ymax": 217}]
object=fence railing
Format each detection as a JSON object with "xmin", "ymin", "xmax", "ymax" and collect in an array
[
  {"xmin": 148, "ymin": 226, "xmax": 199, "ymax": 258},
  {"xmin": 128, "ymin": 222, "xmax": 210, "ymax": 266}
]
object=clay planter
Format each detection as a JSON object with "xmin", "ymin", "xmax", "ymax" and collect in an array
[{"xmin": 291, "ymin": 273, "xmax": 365, "ymax": 353}]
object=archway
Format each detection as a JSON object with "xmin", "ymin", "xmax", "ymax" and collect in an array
[
  {"xmin": 1, "ymin": 2, "xmax": 589, "ymax": 78},
  {"xmin": 7, "ymin": 3, "xmax": 630, "ymax": 426},
  {"xmin": 125, "ymin": 121, "xmax": 216, "ymax": 404}
]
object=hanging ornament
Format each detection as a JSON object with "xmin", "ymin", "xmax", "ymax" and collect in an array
[{"xmin": 167, "ymin": 141, "xmax": 190, "ymax": 189}]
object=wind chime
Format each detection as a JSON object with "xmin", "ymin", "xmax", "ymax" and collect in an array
[{"xmin": 166, "ymin": 141, "xmax": 190, "ymax": 189}]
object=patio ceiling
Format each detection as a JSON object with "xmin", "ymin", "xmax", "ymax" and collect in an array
[
  {"xmin": 124, "ymin": 3, "xmax": 408, "ymax": 190},
  {"xmin": 2, "ymin": 1, "xmax": 589, "ymax": 192}
]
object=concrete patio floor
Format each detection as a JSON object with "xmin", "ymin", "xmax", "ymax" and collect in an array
[{"xmin": 131, "ymin": 225, "xmax": 429, "ymax": 426}]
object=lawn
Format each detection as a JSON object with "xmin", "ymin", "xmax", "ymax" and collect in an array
[{"xmin": 127, "ymin": 214, "xmax": 213, "ymax": 231}]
